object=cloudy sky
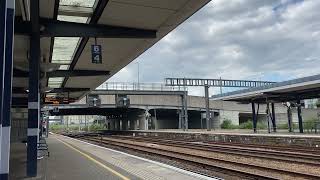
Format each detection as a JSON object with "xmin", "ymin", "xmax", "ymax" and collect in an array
[{"xmin": 108, "ymin": 0, "xmax": 320, "ymax": 96}]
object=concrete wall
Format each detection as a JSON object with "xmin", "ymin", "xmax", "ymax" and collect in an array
[
  {"xmin": 65, "ymin": 94, "xmax": 320, "ymax": 130},
  {"xmin": 95, "ymin": 94, "xmax": 288, "ymax": 113},
  {"xmin": 11, "ymin": 108, "xmax": 28, "ymax": 142},
  {"xmin": 219, "ymin": 110, "xmax": 239, "ymax": 125}
]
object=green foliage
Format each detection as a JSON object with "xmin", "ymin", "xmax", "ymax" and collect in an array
[
  {"xmin": 277, "ymin": 123, "xmax": 298, "ymax": 129},
  {"xmin": 304, "ymin": 118, "xmax": 319, "ymax": 130},
  {"xmin": 221, "ymin": 119, "xmax": 236, "ymax": 129},
  {"xmin": 238, "ymin": 120, "xmax": 267, "ymax": 129},
  {"xmin": 238, "ymin": 121, "xmax": 253, "ymax": 129},
  {"xmin": 89, "ymin": 123, "xmax": 106, "ymax": 132},
  {"xmin": 49, "ymin": 123, "xmax": 65, "ymax": 132},
  {"xmin": 277, "ymin": 123, "xmax": 289, "ymax": 129}
]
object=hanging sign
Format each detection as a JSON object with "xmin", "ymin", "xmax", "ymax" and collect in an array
[{"xmin": 91, "ymin": 44, "xmax": 102, "ymax": 64}]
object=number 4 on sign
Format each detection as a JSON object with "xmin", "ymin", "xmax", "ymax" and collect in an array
[
  {"xmin": 91, "ymin": 45, "xmax": 102, "ymax": 64},
  {"xmin": 94, "ymin": 55, "xmax": 100, "ymax": 61}
]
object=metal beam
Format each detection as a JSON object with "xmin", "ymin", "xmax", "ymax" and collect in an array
[
  {"xmin": 13, "ymin": 68, "xmax": 28, "ymax": 77},
  {"xmin": 13, "ymin": 68, "xmax": 110, "ymax": 78},
  {"xmin": 47, "ymin": 70, "xmax": 110, "ymax": 77},
  {"xmin": 15, "ymin": 17, "xmax": 157, "ymax": 38},
  {"xmin": 47, "ymin": 88, "xmax": 90, "ymax": 93}
]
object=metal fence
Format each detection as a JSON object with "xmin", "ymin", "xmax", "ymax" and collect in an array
[
  {"xmin": 96, "ymin": 82, "xmax": 187, "ymax": 91},
  {"xmin": 277, "ymin": 121, "xmax": 320, "ymax": 134}
]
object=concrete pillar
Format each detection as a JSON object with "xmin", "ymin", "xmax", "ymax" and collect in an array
[
  {"xmin": 204, "ymin": 85, "xmax": 210, "ymax": 131},
  {"xmin": 154, "ymin": 109, "xmax": 158, "ymax": 130},
  {"xmin": 111, "ymin": 119, "xmax": 116, "ymax": 130},
  {"xmin": 178, "ymin": 110, "xmax": 182, "ymax": 129},
  {"xmin": 212, "ymin": 112, "xmax": 220, "ymax": 129},
  {"xmin": 128, "ymin": 119, "xmax": 133, "ymax": 130},
  {"xmin": 122, "ymin": 119, "xmax": 128, "ymax": 130},
  {"xmin": 138, "ymin": 111, "xmax": 148, "ymax": 130},
  {"xmin": 183, "ymin": 91, "xmax": 188, "ymax": 130},
  {"xmin": 117, "ymin": 120, "xmax": 121, "ymax": 131}
]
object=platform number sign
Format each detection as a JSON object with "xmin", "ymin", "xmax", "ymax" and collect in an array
[{"xmin": 91, "ymin": 45, "xmax": 102, "ymax": 64}]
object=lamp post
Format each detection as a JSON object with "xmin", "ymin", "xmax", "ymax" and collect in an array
[{"xmin": 136, "ymin": 61, "xmax": 140, "ymax": 90}]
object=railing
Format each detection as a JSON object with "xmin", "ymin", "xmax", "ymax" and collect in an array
[
  {"xmin": 277, "ymin": 121, "xmax": 320, "ymax": 134},
  {"xmin": 165, "ymin": 78, "xmax": 275, "ymax": 87},
  {"xmin": 96, "ymin": 82, "xmax": 187, "ymax": 91}
]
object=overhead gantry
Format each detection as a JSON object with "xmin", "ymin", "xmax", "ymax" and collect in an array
[{"xmin": 165, "ymin": 78, "xmax": 276, "ymax": 131}]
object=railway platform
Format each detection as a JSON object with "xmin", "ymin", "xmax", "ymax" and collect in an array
[{"xmin": 9, "ymin": 134, "xmax": 215, "ymax": 180}]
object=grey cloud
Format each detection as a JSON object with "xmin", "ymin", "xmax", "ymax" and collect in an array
[{"xmin": 109, "ymin": 0, "xmax": 320, "ymax": 96}]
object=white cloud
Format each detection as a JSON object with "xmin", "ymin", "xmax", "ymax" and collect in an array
[{"xmin": 108, "ymin": 0, "xmax": 320, "ymax": 96}]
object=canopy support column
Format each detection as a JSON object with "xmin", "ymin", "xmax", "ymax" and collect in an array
[
  {"xmin": 271, "ymin": 103, "xmax": 276, "ymax": 132},
  {"xmin": 27, "ymin": 0, "xmax": 40, "ymax": 177},
  {"xmin": 287, "ymin": 105, "xmax": 293, "ymax": 132},
  {"xmin": 297, "ymin": 99, "xmax": 303, "ymax": 133},
  {"xmin": 251, "ymin": 102, "xmax": 257, "ymax": 133}
]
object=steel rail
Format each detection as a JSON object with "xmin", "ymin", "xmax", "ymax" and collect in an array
[{"xmin": 78, "ymin": 136, "xmax": 320, "ymax": 180}]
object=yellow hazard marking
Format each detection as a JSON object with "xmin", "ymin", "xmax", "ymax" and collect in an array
[{"xmin": 56, "ymin": 136, "xmax": 130, "ymax": 180}]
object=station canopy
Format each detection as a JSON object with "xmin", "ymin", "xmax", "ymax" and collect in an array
[
  {"xmin": 13, "ymin": 0, "xmax": 210, "ymax": 105},
  {"xmin": 211, "ymin": 74, "xmax": 320, "ymax": 103}
]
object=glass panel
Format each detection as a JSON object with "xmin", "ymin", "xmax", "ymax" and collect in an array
[
  {"xmin": 47, "ymin": 84, "xmax": 61, "ymax": 88},
  {"xmin": 59, "ymin": 65, "xmax": 70, "ymax": 70},
  {"xmin": 52, "ymin": 37, "xmax": 80, "ymax": 62},
  {"xmin": 58, "ymin": 15, "xmax": 88, "ymax": 23},
  {"xmin": 46, "ymin": 93, "xmax": 58, "ymax": 97},
  {"xmin": 48, "ymin": 77, "xmax": 64, "ymax": 82},
  {"xmin": 49, "ymin": 0, "xmax": 97, "ymax": 88},
  {"xmin": 59, "ymin": 0, "xmax": 96, "ymax": 8}
]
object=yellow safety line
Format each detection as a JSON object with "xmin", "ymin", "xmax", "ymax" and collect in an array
[{"xmin": 55, "ymin": 136, "xmax": 130, "ymax": 180}]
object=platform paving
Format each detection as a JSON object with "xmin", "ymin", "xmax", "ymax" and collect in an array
[
  {"xmin": 9, "ymin": 134, "xmax": 214, "ymax": 180},
  {"xmin": 45, "ymin": 135, "xmax": 136, "ymax": 180},
  {"xmin": 52, "ymin": 134, "xmax": 213, "ymax": 180},
  {"xmin": 9, "ymin": 137, "xmax": 135, "ymax": 180}
]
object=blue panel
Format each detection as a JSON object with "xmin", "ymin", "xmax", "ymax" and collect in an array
[{"xmin": 3, "ymin": 8, "xmax": 14, "ymax": 127}]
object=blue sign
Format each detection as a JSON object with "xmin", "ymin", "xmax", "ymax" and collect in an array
[{"xmin": 91, "ymin": 45, "xmax": 102, "ymax": 64}]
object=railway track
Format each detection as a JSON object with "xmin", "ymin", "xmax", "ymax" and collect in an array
[
  {"xmin": 75, "ymin": 135, "xmax": 320, "ymax": 180},
  {"xmin": 108, "ymin": 135, "xmax": 320, "ymax": 166}
]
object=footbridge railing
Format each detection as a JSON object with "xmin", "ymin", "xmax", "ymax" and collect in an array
[{"xmin": 97, "ymin": 82, "xmax": 187, "ymax": 92}]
